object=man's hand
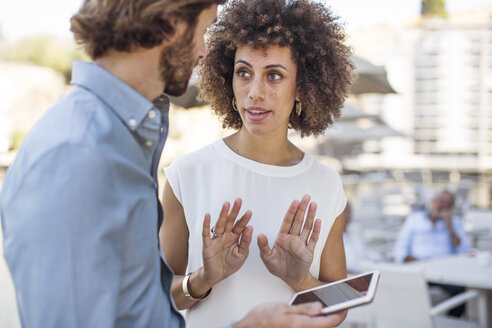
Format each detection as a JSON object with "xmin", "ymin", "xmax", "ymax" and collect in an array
[
  {"xmin": 232, "ymin": 302, "xmax": 346, "ymax": 328},
  {"xmin": 404, "ymin": 255, "xmax": 417, "ymax": 262},
  {"xmin": 257, "ymin": 195, "xmax": 321, "ymax": 291},
  {"xmin": 439, "ymin": 208, "xmax": 461, "ymax": 247},
  {"xmin": 440, "ymin": 208, "xmax": 453, "ymax": 227},
  {"xmin": 201, "ymin": 198, "xmax": 253, "ymax": 287}
]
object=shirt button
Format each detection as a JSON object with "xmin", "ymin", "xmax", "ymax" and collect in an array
[
  {"xmin": 146, "ymin": 140, "xmax": 153, "ymax": 147},
  {"xmin": 128, "ymin": 118, "xmax": 137, "ymax": 127},
  {"xmin": 148, "ymin": 110, "xmax": 157, "ymax": 119}
]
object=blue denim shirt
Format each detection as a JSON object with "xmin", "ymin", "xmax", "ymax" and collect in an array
[{"xmin": 1, "ymin": 61, "xmax": 185, "ymax": 328}]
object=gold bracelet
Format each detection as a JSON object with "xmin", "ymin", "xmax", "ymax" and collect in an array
[{"xmin": 182, "ymin": 272, "xmax": 212, "ymax": 301}]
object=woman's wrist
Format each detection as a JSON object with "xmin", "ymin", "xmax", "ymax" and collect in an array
[
  {"xmin": 288, "ymin": 273, "xmax": 319, "ymax": 292},
  {"xmin": 185, "ymin": 268, "xmax": 214, "ymax": 300}
]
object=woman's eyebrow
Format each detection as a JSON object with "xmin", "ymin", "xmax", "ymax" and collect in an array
[
  {"xmin": 235, "ymin": 60, "xmax": 288, "ymax": 72},
  {"xmin": 235, "ymin": 59, "xmax": 252, "ymax": 67},
  {"xmin": 265, "ymin": 64, "xmax": 288, "ymax": 71}
]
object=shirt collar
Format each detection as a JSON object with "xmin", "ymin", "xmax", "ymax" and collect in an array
[{"xmin": 70, "ymin": 61, "xmax": 155, "ymax": 131}]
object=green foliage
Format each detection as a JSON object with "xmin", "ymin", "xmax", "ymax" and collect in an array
[
  {"xmin": 10, "ymin": 129, "xmax": 26, "ymax": 151},
  {"xmin": 421, "ymin": 0, "xmax": 448, "ymax": 19},
  {"xmin": 3, "ymin": 35, "xmax": 89, "ymax": 82}
]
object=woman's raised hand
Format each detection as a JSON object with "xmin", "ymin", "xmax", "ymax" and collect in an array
[
  {"xmin": 201, "ymin": 198, "xmax": 253, "ymax": 286},
  {"xmin": 257, "ymin": 195, "xmax": 321, "ymax": 291}
]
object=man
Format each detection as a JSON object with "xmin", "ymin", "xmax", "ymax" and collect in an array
[
  {"xmin": 393, "ymin": 190, "xmax": 470, "ymax": 263},
  {"xmin": 393, "ymin": 190, "xmax": 470, "ymax": 316},
  {"xmin": 0, "ymin": 1, "xmax": 344, "ymax": 327}
]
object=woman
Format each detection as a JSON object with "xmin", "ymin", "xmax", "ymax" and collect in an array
[{"xmin": 160, "ymin": 0, "xmax": 354, "ymax": 327}]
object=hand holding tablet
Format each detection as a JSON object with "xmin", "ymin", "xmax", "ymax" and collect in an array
[{"xmin": 288, "ymin": 270, "xmax": 380, "ymax": 315}]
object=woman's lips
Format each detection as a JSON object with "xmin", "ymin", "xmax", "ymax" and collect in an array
[{"xmin": 245, "ymin": 106, "xmax": 271, "ymax": 122}]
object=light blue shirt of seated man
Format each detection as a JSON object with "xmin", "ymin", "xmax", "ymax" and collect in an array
[
  {"xmin": 393, "ymin": 210, "xmax": 470, "ymax": 263},
  {"xmin": 0, "ymin": 61, "xmax": 185, "ymax": 328}
]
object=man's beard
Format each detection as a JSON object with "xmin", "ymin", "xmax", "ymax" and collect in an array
[{"xmin": 159, "ymin": 27, "xmax": 198, "ymax": 97}]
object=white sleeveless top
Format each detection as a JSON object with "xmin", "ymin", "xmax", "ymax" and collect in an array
[{"xmin": 164, "ymin": 139, "xmax": 346, "ymax": 328}]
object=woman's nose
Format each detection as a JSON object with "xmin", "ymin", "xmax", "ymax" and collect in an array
[{"xmin": 248, "ymin": 78, "xmax": 265, "ymax": 100}]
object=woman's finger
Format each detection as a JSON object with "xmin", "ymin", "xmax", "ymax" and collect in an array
[
  {"xmin": 231, "ymin": 210, "xmax": 252, "ymax": 234},
  {"xmin": 290, "ymin": 195, "xmax": 311, "ymax": 236},
  {"xmin": 237, "ymin": 225, "xmax": 253, "ymax": 255},
  {"xmin": 300, "ymin": 201, "xmax": 317, "ymax": 242},
  {"xmin": 202, "ymin": 213, "xmax": 212, "ymax": 248},
  {"xmin": 307, "ymin": 219, "xmax": 322, "ymax": 252},
  {"xmin": 278, "ymin": 199, "xmax": 300, "ymax": 234},
  {"xmin": 224, "ymin": 198, "xmax": 242, "ymax": 232},
  {"xmin": 257, "ymin": 234, "xmax": 273, "ymax": 259},
  {"xmin": 213, "ymin": 201, "xmax": 231, "ymax": 234}
]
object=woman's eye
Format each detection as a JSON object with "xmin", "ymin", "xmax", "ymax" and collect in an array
[
  {"xmin": 236, "ymin": 69, "xmax": 251, "ymax": 78},
  {"xmin": 269, "ymin": 72, "xmax": 282, "ymax": 81}
]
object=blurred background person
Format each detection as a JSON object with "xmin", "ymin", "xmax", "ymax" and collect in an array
[
  {"xmin": 393, "ymin": 190, "xmax": 470, "ymax": 263},
  {"xmin": 393, "ymin": 190, "xmax": 471, "ymax": 317}
]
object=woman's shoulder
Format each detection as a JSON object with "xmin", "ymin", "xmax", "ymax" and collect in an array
[
  {"xmin": 164, "ymin": 142, "xmax": 226, "ymax": 181},
  {"xmin": 308, "ymin": 154, "xmax": 342, "ymax": 179},
  {"xmin": 168, "ymin": 140, "xmax": 221, "ymax": 167}
]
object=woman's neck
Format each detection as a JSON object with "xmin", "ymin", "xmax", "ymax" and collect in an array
[{"xmin": 224, "ymin": 128, "xmax": 304, "ymax": 166}]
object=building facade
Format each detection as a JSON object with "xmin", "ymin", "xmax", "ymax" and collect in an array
[{"xmin": 340, "ymin": 7, "xmax": 492, "ymax": 207}]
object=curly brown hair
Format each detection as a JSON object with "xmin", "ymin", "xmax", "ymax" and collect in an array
[
  {"xmin": 197, "ymin": 0, "xmax": 354, "ymax": 137},
  {"xmin": 70, "ymin": 0, "xmax": 226, "ymax": 59}
]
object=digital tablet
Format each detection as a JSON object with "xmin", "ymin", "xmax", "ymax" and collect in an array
[{"xmin": 288, "ymin": 270, "xmax": 380, "ymax": 315}]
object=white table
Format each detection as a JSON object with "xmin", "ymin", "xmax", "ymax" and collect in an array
[{"xmin": 409, "ymin": 254, "xmax": 492, "ymax": 327}]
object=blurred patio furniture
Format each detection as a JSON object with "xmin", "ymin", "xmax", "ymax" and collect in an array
[
  {"xmin": 362, "ymin": 263, "xmax": 482, "ymax": 328},
  {"xmin": 407, "ymin": 254, "xmax": 492, "ymax": 327},
  {"xmin": 339, "ymin": 302, "xmax": 375, "ymax": 328},
  {"xmin": 464, "ymin": 210, "xmax": 492, "ymax": 250},
  {"xmin": 476, "ymin": 238, "xmax": 492, "ymax": 253}
]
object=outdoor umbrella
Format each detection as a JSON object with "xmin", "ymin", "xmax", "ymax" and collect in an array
[{"xmin": 350, "ymin": 55, "xmax": 396, "ymax": 95}]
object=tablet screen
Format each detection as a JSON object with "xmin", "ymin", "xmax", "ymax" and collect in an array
[{"xmin": 290, "ymin": 272, "xmax": 373, "ymax": 307}]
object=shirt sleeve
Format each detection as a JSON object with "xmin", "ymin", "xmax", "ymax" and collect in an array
[
  {"xmin": 393, "ymin": 215, "xmax": 414, "ymax": 262},
  {"xmin": 332, "ymin": 171, "xmax": 347, "ymax": 218},
  {"xmin": 163, "ymin": 160, "xmax": 183, "ymax": 204},
  {"xmin": 2, "ymin": 144, "xmax": 124, "ymax": 327}
]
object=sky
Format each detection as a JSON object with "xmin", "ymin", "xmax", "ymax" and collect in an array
[{"xmin": 0, "ymin": 0, "xmax": 491, "ymax": 42}]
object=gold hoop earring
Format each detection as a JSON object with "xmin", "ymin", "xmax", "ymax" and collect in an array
[
  {"xmin": 295, "ymin": 101, "xmax": 302, "ymax": 116},
  {"xmin": 232, "ymin": 98, "xmax": 238, "ymax": 112}
]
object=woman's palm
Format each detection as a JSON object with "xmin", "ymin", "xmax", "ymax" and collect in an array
[
  {"xmin": 203, "ymin": 232, "xmax": 249, "ymax": 284},
  {"xmin": 261, "ymin": 233, "xmax": 314, "ymax": 283}
]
